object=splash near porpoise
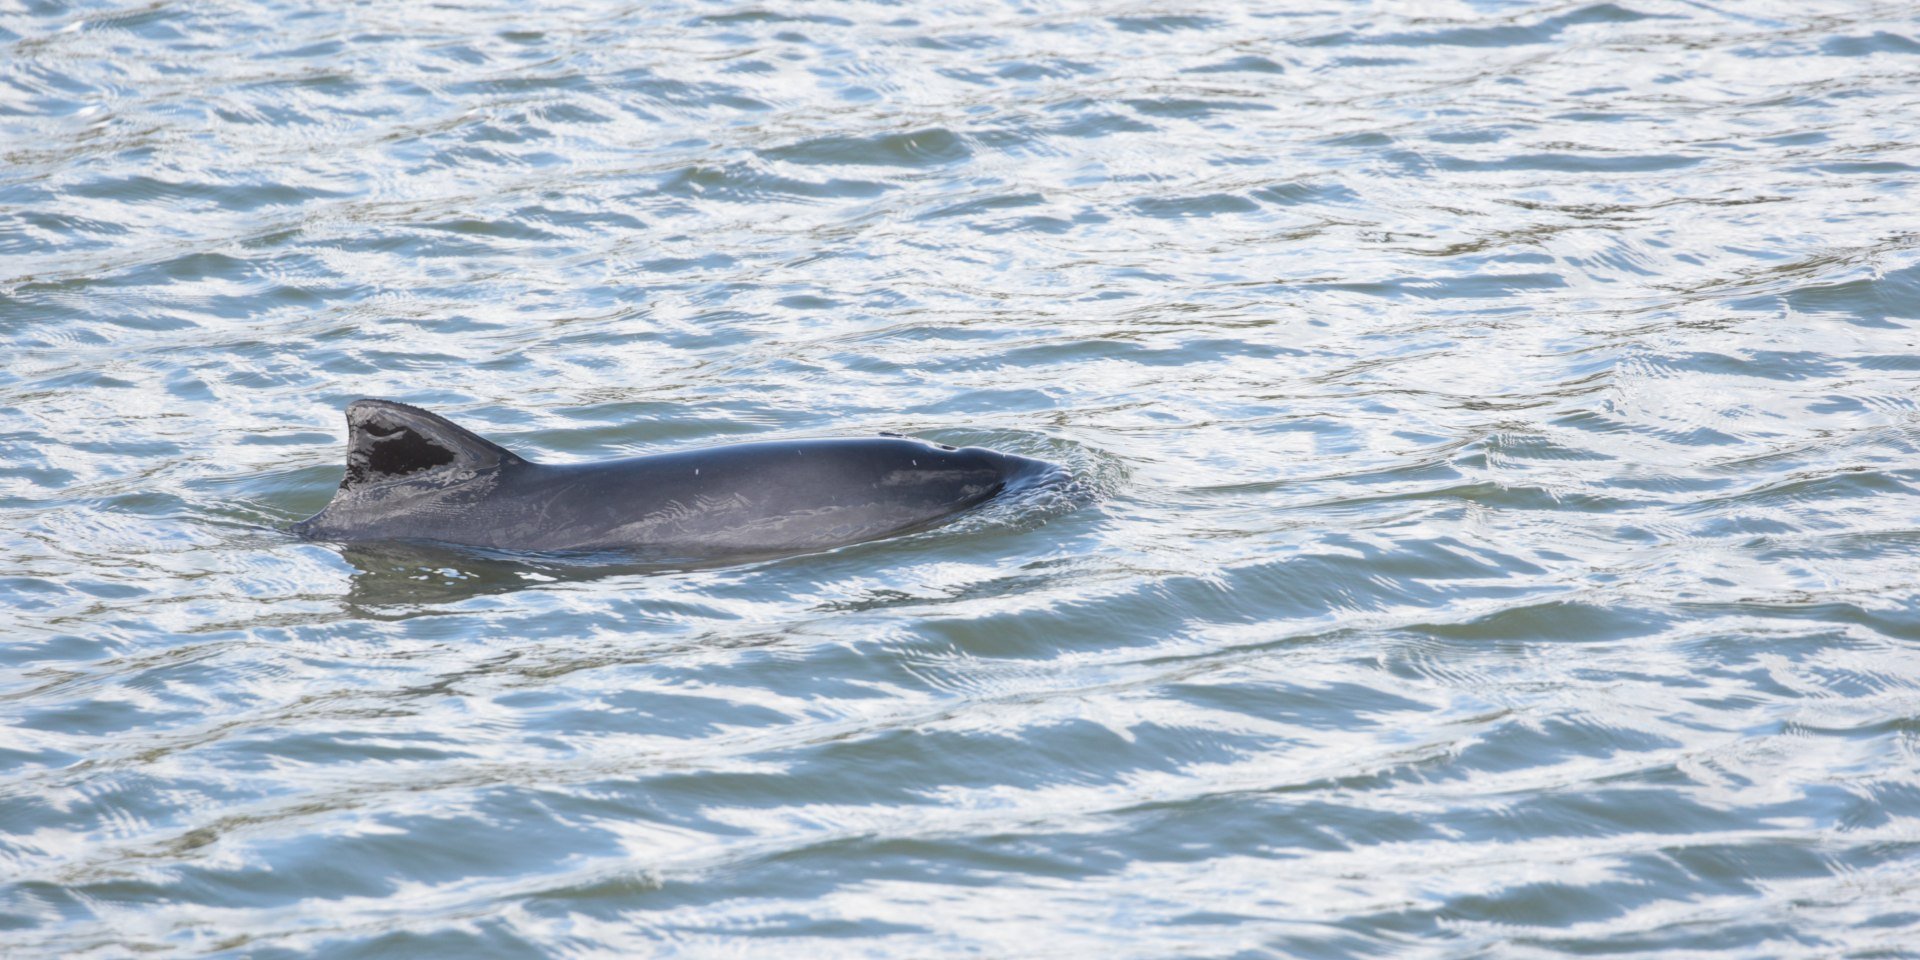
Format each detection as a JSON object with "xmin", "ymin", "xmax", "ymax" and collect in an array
[{"xmin": 293, "ymin": 399, "xmax": 1066, "ymax": 557}]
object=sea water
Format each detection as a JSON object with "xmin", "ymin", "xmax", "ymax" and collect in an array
[{"xmin": 4, "ymin": 1, "xmax": 1920, "ymax": 955}]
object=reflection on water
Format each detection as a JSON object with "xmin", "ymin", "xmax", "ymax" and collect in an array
[
  {"xmin": 334, "ymin": 542, "xmax": 667, "ymax": 613},
  {"xmin": 6, "ymin": 0, "xmax": 1920, "ymax": 955}
]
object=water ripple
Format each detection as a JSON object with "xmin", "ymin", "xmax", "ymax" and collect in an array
[{"xmin": 5, "ymin": 0, "xmax": 1920, "ymax": 955}]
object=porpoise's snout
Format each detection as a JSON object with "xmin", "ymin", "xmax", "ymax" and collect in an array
[{"xmin": 960, "ymin": 446, "xmax": 1060, "ymax": 491}]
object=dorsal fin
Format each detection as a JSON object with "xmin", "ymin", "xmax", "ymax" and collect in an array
[{"xmin": 339, "ymin": 399, "xmax": 526, "ymax": 491}]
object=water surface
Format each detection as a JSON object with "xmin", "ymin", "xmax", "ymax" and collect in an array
[{"xmin": 5, "ymin": 0, "xmax": 1920, "ymax": 956}]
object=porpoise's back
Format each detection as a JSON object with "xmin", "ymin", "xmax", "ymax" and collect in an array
[
  {"xmin": 294, "ymin": 399, "xmax": 1058, "ymax": 556},
  {"xmin": 495, "ymin": 436, "xmax": 1036, "ymax": 553}
]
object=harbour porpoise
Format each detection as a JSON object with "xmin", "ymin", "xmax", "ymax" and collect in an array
[{"xmin": 292, "ymin": 399, "xmax": 1061, "ymax": 557}]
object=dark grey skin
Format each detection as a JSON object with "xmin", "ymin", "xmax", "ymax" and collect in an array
[{"xmin": 293, "ymin": 399, "xmax": 1060, "ymax": 557}]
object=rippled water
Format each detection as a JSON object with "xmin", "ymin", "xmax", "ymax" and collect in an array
[{"xmin": 6, "ymin": 0, "xmax": 1920, "ymax": 955}]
